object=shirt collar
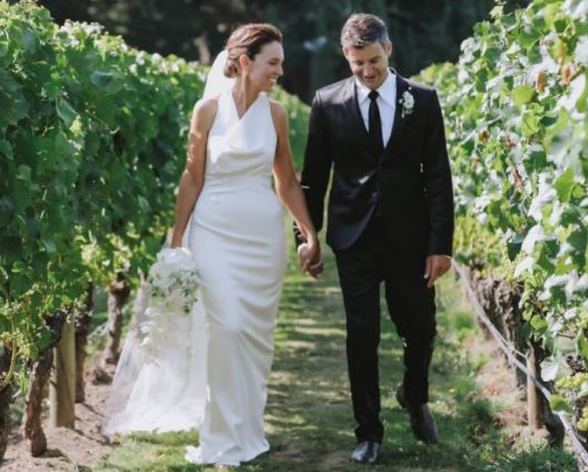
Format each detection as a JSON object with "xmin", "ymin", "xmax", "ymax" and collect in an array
[{"xmin": 355, "ymin": 69, "xmax": 397, "ymax": 108}]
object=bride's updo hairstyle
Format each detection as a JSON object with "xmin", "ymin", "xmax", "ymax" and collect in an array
[{"xmin": 224, "ymin": 23, "xmax": 283, "ymax": 78}]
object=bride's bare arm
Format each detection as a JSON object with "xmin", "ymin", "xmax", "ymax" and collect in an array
[
  {"xmin": 270, "ymin": 101, "xmax": 323, "ymax": 274},
  {"xmin": 170, "ymin": 99, "xmax": 217, "ymax": 248}
]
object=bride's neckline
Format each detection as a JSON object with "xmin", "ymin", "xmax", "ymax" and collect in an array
[{"xmin": 229, "ymin": 91, "xmax": 263, "ymax": 122}]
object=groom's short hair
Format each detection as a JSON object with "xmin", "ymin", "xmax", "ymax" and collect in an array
[{"xmin": 340, "ymin": 13, "xmax": 389, "ymax": 49}]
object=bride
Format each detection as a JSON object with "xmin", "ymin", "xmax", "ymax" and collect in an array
[{"xmin": 103, "ymin": 23, "xmax": 323, "ymax": 468}]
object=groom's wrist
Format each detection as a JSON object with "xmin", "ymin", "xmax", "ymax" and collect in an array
[{"xmin": 292, "ymin": 222, "xmax": 307, "ymax": 249}]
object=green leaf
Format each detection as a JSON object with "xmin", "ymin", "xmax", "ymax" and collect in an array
[
  {"xmin": 91, "ymin": 71, "xmax": 124, "ymax": 95},
  {"xmin": 483, "ymin": 47, "xmax": 501, "ymax": 64},
  {"xmin": 0, "ymin": 38, "xmax": 8, "ymax": 59},
  {"xmin": 0, "ymin": 139, "xmax": 13, "ymax": 159},
  {"xmin": 41, "ymin": 236, "xmax": 57, "ymax": 254},
  {"xmin": 0, "ymin": 236, "xmax": 22, "ymax": 258},
  {"xmin": 521, "ymin": 110, "xmax": 540, "ymax": 136},
  {"xmin": 90, "ymin": 71, "xmax": 113, "ymax": 87},
  {"xmin": 578, "ymin": 333, "xmax": 588, "ymax": 363},
  {"xmin": 549, "ymin": 394, "xmax": 572, "ymax": 414},
  {"xmin": 551, "ymin": 39, "xmax": 568, "ymax": 62},
  {"xmin": 539, "ymin": 115, "xmax": 557, "ymax": 127},
  {"xmin": 16, "ymin": 165, "xmax": 31, "ymax": 183},
  {"xmin": 554, "ymin": 167, "xmax": 576, "ymax": 203},
  {"xmin": 95, "ymin": 98, "xmax": 117, "ymax": 126},
  {"xmin": 574, "ymin": 73, "xmax": 588, "ymax": 113},
  {"xmin": 9, "ymin": 273, "xmax": 29, "ymax": 298},
  {"xmin": 530, "ymin": 315, "xmax": 548, "ymax": 334},
  {"xmin": 0, "ymin": 68, "xmax": 29, "ymax": 129},
  {"xmin": 537, "ymin": 245, "xmax": 556, "ymax": 272},
  {"xmin": 56, "ymin": 98, "xmax": 78, "ymax": 128},
  {"xmin": 512, "ymin": 86, "xmax": 535, "ymax": 106},
  {"xmin": 573, "ymin": 185, "xmax": 585, "ymax": 199},
  {"xmin": 0, "ymin": 197, "xmax": 13, "ymax": 228},
  {"xmin": 36, "ymin": 327, "xmax": 52, "ymax": 352},
  {"xmin": 137, "ymin": 196, "xmax": 151, "ymax": 213},
  {"xmin": 518, "ymin": 32, "xmax": 538, "ymax": 49},
  {"xmin": 568, "ymin": 229, "xmax": 587, "ymax": 254}
]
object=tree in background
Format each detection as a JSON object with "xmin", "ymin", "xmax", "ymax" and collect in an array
[{"xmin": 14, "ymin": 0, "xmax": 530, "ymax": 101}]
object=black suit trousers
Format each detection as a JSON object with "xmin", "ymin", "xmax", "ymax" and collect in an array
[{"xmin": 334, "ymin": 210, "xmax": 437, "ymax": 444}]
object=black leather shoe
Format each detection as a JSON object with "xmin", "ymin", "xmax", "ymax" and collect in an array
[
  {"xmin": 350, "ymin": 441, "xmax": 380, "ymax": 464},
  {"xmin": 396, "ymin": 385, "xmax": 438, "ymax": 444}
]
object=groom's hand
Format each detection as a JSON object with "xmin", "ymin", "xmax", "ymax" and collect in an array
[
  {"xmin": 424, "ymin": 255, "xmax": 451, "ymax": 288},
  {"xmin": 297, "ymin": 243, "xmax": 324, "ymax": 279}
]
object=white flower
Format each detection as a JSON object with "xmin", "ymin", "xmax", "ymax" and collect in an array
[
  {"xmin": 67, "ymin": 37, "xmax": 80, "ymax": 48},
  {"xmin": 141, "ymin": 248, "xmax": 201, "ymax": 358},
  {"xmin": 399, "ymin": 90, "xmax": 415, "ymax": 118}
]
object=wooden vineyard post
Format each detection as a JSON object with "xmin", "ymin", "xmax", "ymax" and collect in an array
[
  {"xmin": 526, "ymin": 348, "xmax": 542, "ymax": 430},
  {"xmin": 75, "ymin": 280, "xmax": 94, "ymax": 403},
  {"xmin": 50, "ymin": 318, "xmax": 76, "ymax": 428}
]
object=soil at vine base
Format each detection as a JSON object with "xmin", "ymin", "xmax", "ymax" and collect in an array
[
  {"xmin": 2, "ymin": 362, "xmax": 116, "ymax": 472},
  {"xmin": 2, "ymin": 330, "xmax": 539, "ymax": 472}
]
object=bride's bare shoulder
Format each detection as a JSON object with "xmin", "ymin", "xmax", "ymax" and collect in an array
[
  {"xmin": 268, "ymin": 99, "xmax": 288, "ymax": 127},
  {"xmin": 194, "ymin": 96, "xmax": 220, "ymax": 115},
  {"xmin": 190, "ymin": 97, "xmax": 220, "ymax": 128},
  {"xmin": 268, "ymin": 98, "xmax": 287, "ymax": 116}
]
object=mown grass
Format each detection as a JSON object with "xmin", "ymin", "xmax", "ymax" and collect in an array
[{"xmin": 92, "ymin": 232, "xmax": 578, "ymax": 472}]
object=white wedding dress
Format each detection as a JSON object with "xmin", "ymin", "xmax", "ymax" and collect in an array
[{"xmin": 104, "ymin": 88, "xmax": 287, "ymax": 467}]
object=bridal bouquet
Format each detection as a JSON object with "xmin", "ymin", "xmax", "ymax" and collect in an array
[{"xmin": 140, "ymin": 247, "xmax": 200, "ymax": 358}]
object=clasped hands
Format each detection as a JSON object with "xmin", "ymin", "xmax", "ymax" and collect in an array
[
  {"xmin": 297, "ymin": 242, "xmax": 450, "ymax": 284},
  {"xmin": 297, "ymin": 240, "xmax": 324, "ymax": 279}
]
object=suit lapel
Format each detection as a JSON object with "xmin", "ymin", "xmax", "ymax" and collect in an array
[
  {"xmin": 343, "ymin": 77, "xmax": 382, "ymax": 157},
  {"xmin": 384, "ymin": 72, "xmax": 410, "ymax": 154}
]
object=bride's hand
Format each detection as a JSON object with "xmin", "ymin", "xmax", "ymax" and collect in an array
[{"xmin": 297, "ymin": 237, "xmax": 324, "ymax": 278}]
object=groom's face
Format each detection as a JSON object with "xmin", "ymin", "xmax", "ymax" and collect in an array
[{"xmin": 343, "ymin": 41, "xmax": 392, "ymax": 90}]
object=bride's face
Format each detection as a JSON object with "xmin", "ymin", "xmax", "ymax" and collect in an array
[{"xmin": 245, "ymin": 41, "xmax": 284, "ymax": 92}]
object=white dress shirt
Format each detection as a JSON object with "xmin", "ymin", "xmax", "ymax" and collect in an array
[{"xmin": 355, "ymin": 70, "xmax": 397, "ymax": 148}]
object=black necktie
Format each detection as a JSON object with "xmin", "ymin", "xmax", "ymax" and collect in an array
[{"xmin": 368, "ymin": 90, "xmax": 383, "ymax": 153}]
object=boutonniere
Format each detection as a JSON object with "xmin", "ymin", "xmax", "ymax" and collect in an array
[{"xmin": 399, "ymin": 89, "xmax": 415, "ymax": 118}]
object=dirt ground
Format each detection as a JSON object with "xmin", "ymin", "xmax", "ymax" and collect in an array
[
  {"xmin": 1, "ymin": 326, "xmax": 545, "ymax": 472},
  {"xmin": 463, "ymin": 328, "xmax": 550, "ymax": 444},
  {"xmin": 2, "ymin": 364, "xmax": 116, "ymax": 472}
]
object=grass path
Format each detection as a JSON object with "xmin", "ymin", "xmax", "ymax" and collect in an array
[{"xmin": 94, "ymin": 242, "xmax": 577, "ymax": 472}]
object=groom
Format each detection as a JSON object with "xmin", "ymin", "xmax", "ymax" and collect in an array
[{"xmin": 295, "ymin": 13, "xmax": 454, "ymax": 464}]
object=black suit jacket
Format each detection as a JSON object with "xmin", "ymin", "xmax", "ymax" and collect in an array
[{"xmin": 296, "ymin": 71, "xmax": 454, "ymax": 269}]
